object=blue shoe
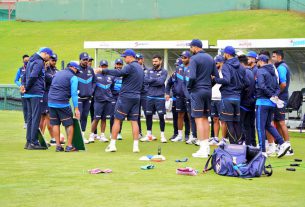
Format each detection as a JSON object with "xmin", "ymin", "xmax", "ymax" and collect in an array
[
  {"xmin": 65, "ymin": 146, "xmax": 77, "ymax": 152},
  {"xmin": 56, "ymin": 145, "xmax": 64, "ymax": 152}
]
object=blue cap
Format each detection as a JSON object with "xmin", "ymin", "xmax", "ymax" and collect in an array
[
  {"xmin": 223, "ymin": 46, "xmax": 236, "ymax": 56},
  {"xmin": 175, "ymin": 58, "xmax": 183, "ymax": 66},
  {"xmin": 50, "ymin": 53, "xmax": 58, "ymax": 61},
  {"xmin": 136, "ymin": 53, "xmax": 144, "ymax": 59},
  {"xmin": 121, "ymin": 49, "xmax": 136, "ymax": 58},
  {"xmin": 99, "ymin": 60, "xmax": 108, "ymax": 66},
  {"xmin": 67, "ymin": 62, "xmax": 80, "ymax": 70},
  {"xmin": 79, "ymin": 52, "xmax": 89, "ymax": 60},
  {"xmin": 214, "ymin": 55, "xmax": 225, "ymax": 63},
  {"xmin": 38, "ymin": 47, "xmax": 53, "ymax": 56},
  {"xmin": 257, "ymin": 54, "xmax": 269, "ymax": 63},
  {"xmin": 88, "ymin": 56, "xmax": 94, "ymax": 61},
  {"xmin": 115, "ymin": 58, "xmax": 123, "ymax": 64},
  {"xmin": 247, "ymin": 51, "xmax": 257, "ymax": 58},
  {"xmin": 180, "ymin": 51, "xmax": 191, "ymax": 58},
  {"xmin": 190, "ymin": 39, "xmax": 202, "ymax": 48}
]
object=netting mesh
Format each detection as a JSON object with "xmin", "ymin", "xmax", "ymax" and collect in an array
[{"xmin": 0, "ymin": 85, "xmax": 22, "ymax": 111}]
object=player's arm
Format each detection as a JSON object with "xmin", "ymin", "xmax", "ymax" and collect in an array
[
  {"xmin": 149, "ymin": 70, "xmax": 168, "ymax": 86},
  {"xmin": 91, "ymin": 69, "xmax": 97, "ymax": 96},
  {"xmin": 25, "ymin": 62, "xmax": 40, "ymax": 91},
  {"xmin": 14, "ymin": 69, "xmax": 21, "ymax": 87},
  {"xmin": 214, "ymin": 64, "xmax": 230, "ymax": 85},
  {"xmin": 277, "ymin": 65, "xmax": 287, "ymax": 91},
  {"xmin": 103, "ymin": 65, "xmax": 130, "ymax": 77},
  {"xmin": 187, "ymin": 58, "xmax": 197, "ymax": 89},
  {"xmin": 70, "ymin": 76, "xmax": 80, "ymax": 119}
]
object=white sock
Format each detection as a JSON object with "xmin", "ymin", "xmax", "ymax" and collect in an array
[
  {"xmin": 133, "ymin": 140, "xmax": 139, "ymax": 147},
  {"xmin": 147, "ymin": 130, "xmax": 152, "ymax": 136},
  {"xmin": 178, "ymin": 130, "xmax": 183, "ymax": 137},
  {"xmin": 214, "ymin": 137, "xmax": 219, "ymax": 141},
  {"xmin": 199, "ymin": 139, "xmax": 209, "ymax": 150},
  {"xmin": 110, "ymin": 139, "xmax": 116, "ymax": 146},
  {"xmin": 161, "ymin": 132, "xmax": 165, "ymax": 138}
]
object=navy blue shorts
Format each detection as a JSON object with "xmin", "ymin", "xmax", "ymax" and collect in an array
[
  {"xmin": 114, "ymin": 96, "xmax": 140, "ymax": 121},
  {"xmin": 220, "ymin": 99, "xmax": 240, "ymax": 122},
  {"xmin": 94, "ymin": 101, "xmax": 113, "ymax": 120},
  {"xmin": 176, "ymin": 97, "xmax": 187, "ymax": 113},
  {"xmin": 190, "ymin": 91, "xmax": 211, "ymax": 118},
  {"xmin": 146, "ymin": 98, "xmax": 166, "ymax": 115},
  {"xmin": 49, "ymin": 106, "xmax": 73, "ymax": 127},
  {"xmin": 41, "ymin": 93, "xmax": 49, "ymax": 114},
  {"xmin": 274, "ymin": 106, "xmax": 286, "ymax": 121},
  {"xmin": 211, "ymin": 100, "xmax": 221, "ymax": 118}
]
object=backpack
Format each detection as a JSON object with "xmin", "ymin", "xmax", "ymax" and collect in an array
[{"xmin": 204, "ymin": 144, "xmax": 272, "ymax": 178}]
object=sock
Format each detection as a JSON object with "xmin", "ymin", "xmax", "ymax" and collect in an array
[
  {"xmin": 133, "ymin": 140, "xmax": 139, "ymax": 147},
  {"xmin": 147, "ymin": 130, "xmax": 152, "ymax": 136},
  {"xmin": 214, "ymin": 137, "xmax": 219, "ymax": 141},
  {"xmin": 199, "ymin": 139, "xmax": 209, "ymax": 150},
  {"xmin": 161, "ymin": 131, "xmax": 165, "ymax": 138},
  {"xmin": 110, "ymin": 139, "xmax": 116, "ymax": 146},
  {"xmin": 178, "ymin": 130, "xmax": 183, "ymax": 137}
]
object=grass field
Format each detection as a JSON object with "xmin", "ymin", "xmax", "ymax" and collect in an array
[
  {"xmin": 1, "ymin": 10, "xmax": 305, "ymax": 84},
  {"xmin": 0, "ymin": 110, "xmax": 305, "ymax": 207}
]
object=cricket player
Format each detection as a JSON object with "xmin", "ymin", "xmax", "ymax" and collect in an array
[
  {"xmin": 213, "ymin": 46, "xmax": 249, "ymax": 145},
  {"xmin": 48, "ymin": 62, "xmax": 80, "ymax": 152},
  {"xmin": 255, "ymin": 55, "xmax": 290, "ymax": 158},
  {"xmin": 188, "ymin": 39, "xmax": 219, "ymax": 158},
  {"xmin": 76, "ymin": 52, "xmax": 96, "ymax": 143},
  {"xmin": 21, "ymin": 47, "xmax": 53, "ymax": 150},
  {"xmin": 89, "ymin": 60, "xmax": 114, "ymax": 143},
  {"xmin": 102, "ymin": 49, "xmax": 144, "ymax": 153},
  {"xmin": 141, "ymin": 55, "xmax": 168, "ymax": 143},
  {"xmin": 14, "ymin": 54, "xmax": 29, "ymax": 129},
  {"xmin": 40, "ymin": 54, "xmax": 58, "ymax": 144}
]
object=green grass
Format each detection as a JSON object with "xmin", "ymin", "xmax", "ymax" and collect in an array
[
  {"xmin": 0, "ymin": 110, "xmax": 305, "ymax": 207},
  {"xmin": 1, "ymin": 10, "xmax": 305, "ymax": 83}
]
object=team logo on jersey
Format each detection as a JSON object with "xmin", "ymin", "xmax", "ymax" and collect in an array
[{"xmin": 88, "ymin": 70, "xmax": 91, "ymax": 74}]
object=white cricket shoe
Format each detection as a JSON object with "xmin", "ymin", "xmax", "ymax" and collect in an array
[
  {"xmin": 192, "ymin": 146, "xmax": 210, "ymax": 158},
  {"xmin": 140, "ymin": 135, "xmax": 151, "ymax": 142},
  {"xmin": 267, "ymin": 143, "xmax": 276, "ymax": 157},
  {"xmin": 160, "ymin": 136, "xmax": 167, "ymax": 143},
  {"xmin": 89, "ymin": 133, "xmax": 95, "ymax": 143},
  {"xmin": 171, "ymin": 135, "xmax": 183, "ymax": 142},
  {"xmin": 217, "ymin": 138, "xmax": 228, "ymax": 146},
  {"xmin": 133, "ymin": 145, "xmax": 140, "ymax": 153},
  {"xmin": 105, "ymin": 144, "xmax": 117, "ymax": 152},
  {"xmin": 277, "ymin": 142, "xmax": 291, "ymax": 158},
  {"xmin": 99, "ymin": 134, "xmax": 109, "ymax": 142},
  {"xmin": 208, "ymin": 137, "xmax": 219, "ymax": 145}
]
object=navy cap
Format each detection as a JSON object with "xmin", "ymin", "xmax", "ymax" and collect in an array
[
  {"xmin": 67, "ymin": 62, "xmax": 80, "ymax": 70},
  {"xmin": 257, "ymin": 54, "xmax": 269, "ymax": 63},
  {"xmin": 38, "ymin": 47, "xmax": 53, "ymax": 56},
  {"xmin": 79, "ymin": 52, "xmax": 89, "ymax": 60},
  {"xmin": 223, "ymin": 46, "xmax": 236, "ymax": 56},
  {"xmin": 136, "ymin": 53, "xmax": 144, "ymax": 59},
  {"xmin": 180, "ymin": 51, "xmax": 191, "ymax": 58},
  {"xmin": 175, "ymin": 58, "xmax": 183, "ymax": 66},
  {"xmin": 190, "ymin": 39, "xmax": 202, "ymax": 48},
  {"xmin": 50, "ymin": 53, "xmax": 58, "ymax": 61},
  {"xmin": 247, "ymin": 51, "xmax": 257, "ymax": 58},
  {"xmin": 99, "ymin": 60, "xmax": 108, "ymax": 66},
  {"xmin": 115, "ymin": 58, "xmax": 123, "ymax": 64},
  {"xmin": 88, "ymin": 56, "xmax": 94, "ymax": 61},
  {"xmin": 214, "ymin": 55, "xmax": 225, "ymax": 63},
  {"xmin": 121, "ymin": 49, "xmax": 136, "ymax": 58}
]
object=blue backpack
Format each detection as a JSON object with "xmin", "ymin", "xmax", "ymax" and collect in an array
[{"xmin": 204, "ymin": 144, "xmax": 272, "ymax": 178}]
